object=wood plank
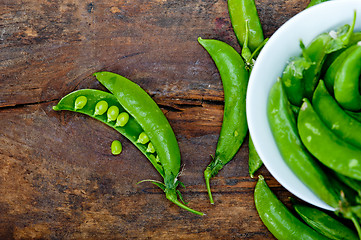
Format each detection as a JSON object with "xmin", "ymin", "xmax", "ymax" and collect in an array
[{"xmin": 0, "ymin": 0, "xmax": 309, "ymax": 239}]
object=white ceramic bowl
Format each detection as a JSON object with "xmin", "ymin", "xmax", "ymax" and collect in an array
[{"xmin": 246, "ymin": 0, "xmax": 361, "ymax": 210}]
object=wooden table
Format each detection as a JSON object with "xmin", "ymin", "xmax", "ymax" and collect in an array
[{"xmin": 1, "ymin": 0, "xmax": 309, "ymax": 239}]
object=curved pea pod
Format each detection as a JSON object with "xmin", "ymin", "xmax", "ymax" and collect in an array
[
  {"xmin": 303, "ymin": 13, "xmax": 356, "ymax": 100},
  {"xmin": 227, "ymin": 0, "xmax": 264, "ymax": 53},
  {"xmin": 268, "ymin": 79, "xmax": 340, "ymax": 208},
  {"xmin": 198, "ymin": 38, "xmax": 249, "ymax": 204},
  {"xmin": 298, "ymin": 99, "xmax": 361, "ymax": 181},
  {"xmin": 54, "ymin": 79, "xmax": 203, "ymax": 216},
  {"xmin": 53, "ymin": 89, "xmax": 163, "ymax": 175},
  {"xmin": 292, "ymin": 201, "xmax": 359, "ymax": 240},
  {"xmin": 324, "ymin": 44, "xmax": 358, "ymax": 94},
  {"xmin": 312, "ymin": 80, "xmax": 361, "ymax": 149},
  {"xmin": 322, "ymin": 32, "xmax": 361, "ymax": 81},
  {"xmin": 281, "ymin": 41, "xmax": 313, "ymax": 106},
  {"xmin": 254, "ymin": 175, "xmax": 329, "ymax": 240},
  {"xmin": 248, "ymin": 136, "xmax": 262, "ymax": 178},
  {"xmin": 92, "ymin": 71, "xmax": 203, "ymax": 215},
  {"xmin": 334, "ymin": 44, "xmax": 361, "ymax": 111}
]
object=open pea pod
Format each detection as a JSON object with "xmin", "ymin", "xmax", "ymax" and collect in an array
[
  {"xmin": 53, "ymin": 72, "xmax": 203, "ymax": 215},
  {"xmin": 53, "ymin": 89, "xmax": 164, "ymax": 175}
]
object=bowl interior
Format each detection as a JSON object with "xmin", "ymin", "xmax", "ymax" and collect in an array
[{"xmin": 246, "ymin": 0, "xmax": 361, "ymax": 210}]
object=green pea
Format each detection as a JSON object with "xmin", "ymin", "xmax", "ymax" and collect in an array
[
  {"xmin": 74, "ymin": 96, "xmax": 87, "ymax": 110},
  {"xmin": 136, "ymin": 132, "xmax": 149, "ymax": 144},
  {"xmin": 107, "ymin": 106, "xmax": 119, "ymax": 122},
  {"xmin": 94, "ymin": 100, "xmax": 108, "ymax": 116},
  {"xmin": 115, "ymin": 112, "xmax": 130, "ymax": 127},
  {"xmin": 111, "ymin": 140, "xmax": 122, "ymax": 155},
  {"xmin": 146, "ymin": 142, "xmax": 155, "ymax": 153}
]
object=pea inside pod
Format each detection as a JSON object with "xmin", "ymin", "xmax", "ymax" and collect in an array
[
  {"xmin": 107, "ymin": 106, "xmax": 120, "ymax": 122},
  {"xmin": 74, "ymin": 96, "xmax": 87, "ymax": 110},
  {"xmin": 94, "ymin": 100, "xmax": 108, "ymax": 116}
]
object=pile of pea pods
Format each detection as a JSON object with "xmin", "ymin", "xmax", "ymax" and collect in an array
[
  {"xmin": 265, "ymin": 3, "xmax": 361, "ymax": 240},
  {"xmin": 199, "ymin": 0, "xmax": 361, "ymax": 239},
  {"xmin": 53, "ymin": 0, "xmax": 361, "ymax": 238}
]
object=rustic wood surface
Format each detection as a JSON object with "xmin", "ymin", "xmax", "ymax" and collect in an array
[{"xmin": 1, "ymin": 0, "xmax": 309, "ymax": 239}]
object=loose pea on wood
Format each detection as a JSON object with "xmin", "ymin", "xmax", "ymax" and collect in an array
[{"xmin": 111, "ymin": 140, "xmax": 122, "ymax": 155}]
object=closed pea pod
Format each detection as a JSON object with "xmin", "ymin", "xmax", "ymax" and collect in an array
[
  {"xmin": 268, "ymin": 79, "xmax": 340, "ymax": 208},
  {"xmin": 198, "ymin": 38, "xmax": 249, "ymax": 204},
  {"xmin": 302, "ymin": 14, "xmax": 355, "ymax": 100},
  {"xmin": 248, "ymin": 136, "xmax": 262, "ymax": 178},
  {"xmin": 227, "ymin": 0, "xmax": 267, "ymax": 176},
  {"xmin": 254, "ymin": 175, "xmax": 329, "ymax": 240},
  {"xmin": 227, "ymin": 0, "xmax": 264, "ymax": 53},
  {"xmin": 298, "ymin": 99, "xmax": 361, "ymax": 181},
  {"xmin": 292, "ymin": 201, "xmax": 359, "ymax": 240},
  {"xmin": 93, "ymin": 72, "xmax": 203, "ymax": 215},
  {"xmin": 324, "ymin": 44, "xmax": 358, "ymax": 94},
  {"xmin": 281, "ymin": 41, "xmax": 313, "ymax": 106},
  {"xmin": 312, "ymin": 80, "xmax": 361, "ymax": 149},
  {"xmin": 334, "ymin": 43, "xmax": 361, "ymax": 111}
]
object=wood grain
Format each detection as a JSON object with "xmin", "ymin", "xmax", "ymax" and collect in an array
[{"xmin": 1, "ymin": 0, "xmax": 308, "ymax": 239}]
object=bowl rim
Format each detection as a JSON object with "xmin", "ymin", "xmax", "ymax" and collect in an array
[{"xmin": 246, "ymin": 0, "xmax": 361, "ymax": 211}]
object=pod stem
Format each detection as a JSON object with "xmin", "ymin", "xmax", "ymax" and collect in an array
[
  {"xmin": 165, "ymin": 189, "xmax": 204, "ymax": 216},
  {"xmin": 204, "ymin": 168, "xmax": 215, "ymax": 204},
  {"xmin": 203, "ymin": 156, "xmax": 225, "ymax": 204}
]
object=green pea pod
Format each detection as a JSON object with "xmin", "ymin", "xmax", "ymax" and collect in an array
[
  {"xmin": 227, "ymin": 0, "xmax": 264, "ymax": 53},
  {"xmin": 324, "ymin": 44, "xmax": 359, "ymax": 94},
  {"xmin": 54, "ymin": 74, "xmax": 203, "ymax": 216},
  {"xmin": 281, "ymin": 41, "xmax": 313, "ymax": 106},
  {"xmin": 292, "ymin": 201, "xmax": 359, "ymax": 240},
  {"xmin": 198, "ymin": 38, "xmax": 249, "ymax": 204},
  {"xmin": 312, "ymin": 80, "xmax": 361, "ymax": 149},
  {"xmin": 306, "ymin": 0, "xmax": 329, "ymax": 8},
  {"xmin": 298, "ymin": 99, "xmax": 361, "ymax": 181},
  {"xmin": 322, "ymin": 32, "xmax": 361, "ymax": 78},
  {"xmin": 254, "ymin": 175, "xmax": 329, "ymax": 240},
  {"xmin": 334, "ymin": 44, "xmax": 361, "ymax": 111},
  {"xmin": 248, "ymin": 136, "xmax": 262, "ymax": 178},
  {"xmin": 303, "ymin": 14, "xmax": 356, "ymax": 100},
  {"xmin": 93, "ymin": 72, "xmax": 203, "ymax": 215},
  {"xmin": 268, "ymin": 79, "xmax": 340, "ymax": 208}
]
